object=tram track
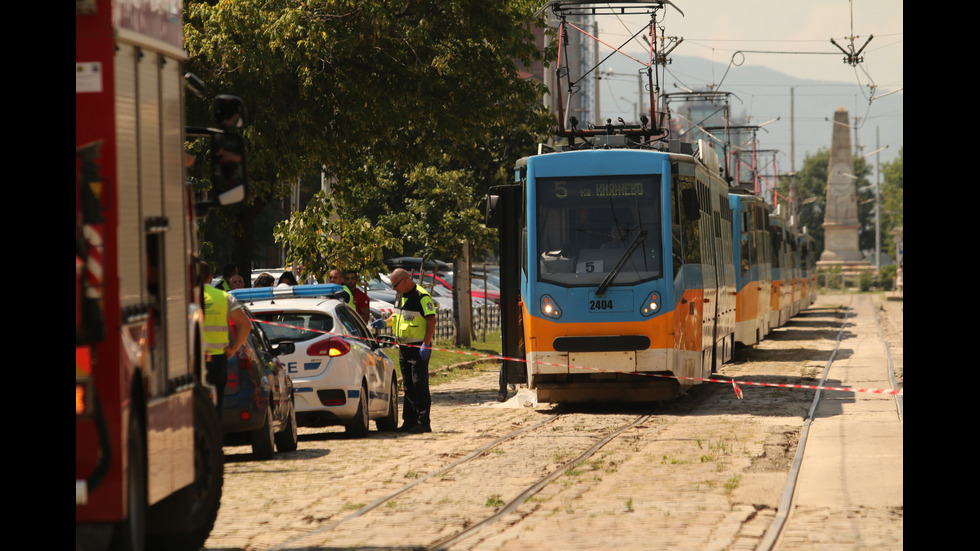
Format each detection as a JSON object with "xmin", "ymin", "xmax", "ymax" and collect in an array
[
  {"xmin": 265, "ymin": 409, "xmax": 654, "ymax": 551},
  {"xmin": 760, "ymin": 295, "xmax": 903, "ymax": 550}
]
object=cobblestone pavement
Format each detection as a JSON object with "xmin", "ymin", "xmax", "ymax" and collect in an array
[{"xmin": 204, "ymin": 293, "xmax": 901, "ymax": 550}]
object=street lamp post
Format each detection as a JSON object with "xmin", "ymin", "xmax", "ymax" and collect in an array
[{"xmin": 858, "ymin": 137, "xmax": 888, "ymax": 271}]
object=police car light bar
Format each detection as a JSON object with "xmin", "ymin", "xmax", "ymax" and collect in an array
[{"xmin": 230, "ymin": 283, "xmax": 344, "ymax": 302}]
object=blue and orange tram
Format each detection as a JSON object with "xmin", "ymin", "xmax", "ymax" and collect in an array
[
  {"xmin": 489, "ymin": 141, "xmax": 747, "ymax": 402},
  {"xmin": 487, "ymin": 140, "xmax": 816, "ymax": 403},
  {"xmin": 485, "ymin": 0, "xmax": 814, "ymax": 403}
]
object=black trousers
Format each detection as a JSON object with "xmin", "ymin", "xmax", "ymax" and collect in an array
[
  {"xmin": 399, "ymin": 344, "xmax": 430, "ymax": 427},
  {"xmin": 206, "ymin": 353, "xmax": 228, "ymax": 415},
  {"xmin": 498, "ymin": 363, "xmax": 508, "ymax": 396}
]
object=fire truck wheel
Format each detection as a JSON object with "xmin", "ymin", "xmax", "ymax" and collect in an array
[
  {"xmin": 147, "ymin": 386, "xmax": 223, "ymax": 551},
  {"xmin": 109, "ymin": 409, "xmax": 147, "ymax": 551}
]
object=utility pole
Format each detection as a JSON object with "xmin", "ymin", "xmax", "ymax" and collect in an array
[
  {"xmin": 790, "ymin": 87, "xmax": 796, "ymax": 220},
  {"xmin": 593, "ymin": 22, "xmax": 601, "ymax": 127},
  {"xmin": 874, "ymin": 127, "xmax": 881, "ymax": 271},
  {"xmin": 638, "ymin": 72, "xmax": 644, "ymax": 122},
  {"xmin": 852, "ymin": 114, "xmax": 862, "ymax": 158}
]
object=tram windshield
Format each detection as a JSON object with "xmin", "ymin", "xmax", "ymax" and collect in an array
[{"xmin": 535, "ymin": 175, "xmax": 663, "ymax": 286}]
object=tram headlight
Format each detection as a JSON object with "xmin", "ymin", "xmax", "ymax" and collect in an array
[
  {"xmin": 640, "ymin": 292, "xmax": 661, "ymax": 317},
  {"xmin": 540, "ymin": 295, "xmax": 562, "ymax": 319}
]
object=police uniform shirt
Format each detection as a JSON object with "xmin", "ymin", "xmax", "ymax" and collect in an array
[{"xmin": 394, "ymin": 285, "xmax": 436, "ymax": 343}]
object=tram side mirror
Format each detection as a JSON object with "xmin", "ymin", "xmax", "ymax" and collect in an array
[
  {"xmin": 485, "ymin": 194, "xmax": 501, "ymax": 228},
  {"xmin": 213, "ymin": 95, "xmax": 246, "ymax": 130},
  {"xmin": 184, "ymin": 73, "xmax": 208, "ymax": 99},
  {"xmin": 681, "ymin": 188, "xmax": 700, "ymax": 220},
  {"xmin": 212, "ymin": 132, "xmax": 247, "ymax": 206}
]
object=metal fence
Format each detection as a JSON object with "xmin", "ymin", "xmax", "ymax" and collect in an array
[
  {"xmin": 375, "ymin": 304, "xmax": 501, "ymax": 342},
  {"xmin": 433, "ymin": 304, "xmax": 501, "ymax": 341}
]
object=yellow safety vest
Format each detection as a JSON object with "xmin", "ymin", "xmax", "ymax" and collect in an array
[
  {"xmin": 341, "ymin": 284, "xmax": 355, "ymax": 308},
  {"xmin": 203, "ymin": 285, "xmax": 230, "ymax": 355},
  {"xmin": 392, "ymin": 284, "xmax": 436, "ymax": 343}
]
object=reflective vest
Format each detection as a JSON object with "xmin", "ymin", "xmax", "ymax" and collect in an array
[
  {"xmin": 341, "ymin": 284, "xmax": 355, "ymax": 308},
  {"xmin": 392, "ymin": 284, "xmax": 436, "ymax": 343},
  {"xmin": 203, "ymin": 285, "xmax": 230, "ymax": 355}
]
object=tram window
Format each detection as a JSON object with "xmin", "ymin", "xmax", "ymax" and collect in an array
[
  {"xmin": 740, "ymin": 234, "xmax": 751, "ymax": 278},
  {"xmin": 678, "ymin": 181, "xmax": 701, "ymax": 264},
  {"xmin": 535, "ymin": 175, "xmax": 662, "ymax": 286}
]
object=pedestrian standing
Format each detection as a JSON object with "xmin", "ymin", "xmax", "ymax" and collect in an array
[
  {"xmin": 498, "ymin": 365, "xmax": 509, "ymax": 402},
  {"xmin": 200, "ymin": 261, "xmax": 251, "ymax": 416},
  {"xmin": 228, "ymin": 274, "xmax": 245, "ymax": 290},
  {"xmin": 344, "ymin": 270, "xmax": 371, "ymax": 323},
  {"xmin": 388, "ymin": 268, "xmax": 436, "ymax": 433},
  {"xmin": 277, "ymin": 270, "xmax": 298, "ymax": 287},
  {"xmin": 329, "ymin": 268, "xmax": 355, "ymax": 307},
  {"xmin": 896, "ymin": 261, "xmax": 903, "ymax": 295}
]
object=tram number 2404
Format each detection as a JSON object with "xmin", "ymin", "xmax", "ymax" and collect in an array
[{"xmin": 589, "ymin": 299, "xmax": 615, "ymax": 311}]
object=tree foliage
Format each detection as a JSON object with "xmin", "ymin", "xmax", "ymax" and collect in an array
[
  {"xmin": 880, "ymin": 148, "xmax": 903, "ymax": 258},
  {"xmin": 184, "ymin": 0, "xmax": 554, "ymax": 277},
  {"xmin": 271, "ymin": 189, "xmax": 401, "ymax": 283},
  {"xmin": 778, "ymin": 149, "xmax": 828, "ymax": 252}
]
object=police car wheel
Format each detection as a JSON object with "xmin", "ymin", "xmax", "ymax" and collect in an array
[{"xmin": 345, "ymin": 383, "xmax": 370, "ymax": 438}]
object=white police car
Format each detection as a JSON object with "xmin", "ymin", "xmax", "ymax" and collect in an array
[{"xmin": 230, "ymin": 284, "xmax": 398, "ymax": 437}]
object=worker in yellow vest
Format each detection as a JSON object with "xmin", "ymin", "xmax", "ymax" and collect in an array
[
  {"xmin": 387, "ymin": 268, "xmax": 436, "ymax": 433},
  {"xmin": 200, "ymin": 261, "xmax": 251, "ymax": 415}
]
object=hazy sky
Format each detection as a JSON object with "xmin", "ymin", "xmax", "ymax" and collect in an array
[
  {"xmin": 599, "ymin": 0, "xmax": 903, "ymax": 90},
  {"xmin": 585, "ymin": 1, "xmax": 903, "ymax": 168}
]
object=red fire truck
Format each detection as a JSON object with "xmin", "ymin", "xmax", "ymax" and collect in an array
[{"xmin": 76, "ymin": 0, "xmax": 247, "ymax": 549}]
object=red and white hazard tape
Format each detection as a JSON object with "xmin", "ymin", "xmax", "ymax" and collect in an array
[{"xmin": 249, "ymin": 318, "xmax": 903, "ymax": 398}]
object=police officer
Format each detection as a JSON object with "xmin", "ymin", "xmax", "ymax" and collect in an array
[
  {"xmin": 388, "ymin": 268, "xmax": 436, "ymax": 433},
  {"xmin": 200, "ymin": 261, "xmax": 251, "ymax": 415},
  {"xmin": 215, "ymin": 262, "xmax": 238, "ymax": 292}
]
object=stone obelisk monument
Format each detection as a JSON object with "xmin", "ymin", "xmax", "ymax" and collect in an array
[{"xmin": 819, "ymin": 107, "xmax": 868, "ymax": 267}]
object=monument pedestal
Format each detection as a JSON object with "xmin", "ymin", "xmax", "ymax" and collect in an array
[{"xmin": 820, "ymin": 223, "xmax": 864, "ymax": 263}]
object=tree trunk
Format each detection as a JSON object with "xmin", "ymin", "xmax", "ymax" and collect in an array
[
  {"xmin": 231, "ymin": 199, "xmax": 268, "ymax": 287},
  {"xmin": 454, "ymin": 244, "xmax": 472, "ymax": 348}
]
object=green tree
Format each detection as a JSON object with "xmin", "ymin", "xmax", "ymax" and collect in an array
[
  {"xmin": 880, "ymin": 148, "xmax": 903, "ymax": 259},
  {"xmin": 272, "ymin": 189, "xmax": 402, "ymax": 283},
  {"xmin": 779, "ymin": 150, "xmax": 828, "ymax": 252},
  {"xmin": 184, "ymin": 0, "xmax": 553, "ymax": 278}
]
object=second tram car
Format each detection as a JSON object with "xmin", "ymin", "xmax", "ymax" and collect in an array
[
  {"xmin": 768, "ymin": 212, "xmax": 795, "ymax": 328},
  {"xmin": 729, "ymin": 190, "xmax": 773, "ymax": 346},
  {"xmin": 799, "ymin": 230, "xmax": 819, "ymax": 308}
]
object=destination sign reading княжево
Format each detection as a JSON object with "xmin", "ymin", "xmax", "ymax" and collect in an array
[{"xmin": 550, "ymin": 178, "xmax": 649, "ymax": 199}]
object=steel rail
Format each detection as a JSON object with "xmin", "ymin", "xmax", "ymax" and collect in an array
[
  {"xmin": 429, "ymin": 412, "xmax": 653, "ymax": 550},
  {"xmin": 757, "ymin": 298, "xmax": 854, "ymax": 550},
  {"xmin": 266, "ymin": 412, "xmax": 563, "ymax": 551}
]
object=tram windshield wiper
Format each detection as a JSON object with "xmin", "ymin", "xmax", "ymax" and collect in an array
[{"xmin": 596, "ymin": 229, "xmax": 647, "ymax": 296}]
